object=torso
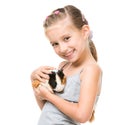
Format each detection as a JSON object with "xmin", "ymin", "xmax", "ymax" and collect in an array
[
  {"xmin": 37, "ymin": 61, "xmax": 102, "ymax": 125},
  {"xmin": 37, "ymin": 69, "xmax": 82, "ymax": 125}
]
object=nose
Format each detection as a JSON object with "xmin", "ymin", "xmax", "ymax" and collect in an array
[{"xmin": 59, "ymin": 43, "xmax": 67, "ymax": 53}]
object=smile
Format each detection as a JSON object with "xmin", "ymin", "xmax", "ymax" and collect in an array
[{"xmin": 64, "ymin": 50, "xmax": 74, "ymax": 58}]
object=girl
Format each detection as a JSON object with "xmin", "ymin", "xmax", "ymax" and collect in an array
[{"xmin": 31, "ymin": 5, "xmax": 102, "ymax": 125}]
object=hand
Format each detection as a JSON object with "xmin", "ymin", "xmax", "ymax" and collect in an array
[
  {"xmin": 34, "ymin": 84, "xmax": 52, "ymax": 100},
  {"xmin": 31, "ymin": 66, "xmax": 55, "ymax": 83},
  {"xmin": 33, "ymin": 86, "xmax": 44, "ymax": 100}
]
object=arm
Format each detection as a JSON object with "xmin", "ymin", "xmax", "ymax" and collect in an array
[
  {"xmin": 33, "ymin": 87, "xmax": 46, "ymax": 110},
  {"xmin": 31, "ymin": 66, "xmax": 55, "ymax": 109},
  {"xmin": 39, "ymin": 64, "xmax": 102, "ymax": 123}
]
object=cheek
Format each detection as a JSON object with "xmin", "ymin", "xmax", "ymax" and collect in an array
[
  {"xmin": 76, "ymin": 37, "xmax": 85, "ymax": 47},
  {"xmin": 78, "ymin": 42, "xmax": 86, "ymax": 55},
  {"xmin": 53, "ymin": 48, "xmax": 60, "ymax": 55},
  {"xmin": 75, "ymin": 40, "xmax": 85, "ymax": 53}
]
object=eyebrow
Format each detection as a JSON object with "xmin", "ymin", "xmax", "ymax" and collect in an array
[{"xmin": 50, "ymin": 41, "xmax": 58, "ymax": 44}]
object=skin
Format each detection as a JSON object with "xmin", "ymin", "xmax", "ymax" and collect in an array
[{"xmin": 31, "ymin": 16, "xmax": 102, "ymax": 123}]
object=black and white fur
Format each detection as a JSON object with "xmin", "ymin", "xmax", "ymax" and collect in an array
[{"xmin": 40, "ymin": 69, "xmax": 66, "ymax": 93}]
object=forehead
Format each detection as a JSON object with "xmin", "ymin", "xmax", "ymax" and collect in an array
[{"xmin": 45, "ymin": 17, "xmax": 77, "ymax": 35}]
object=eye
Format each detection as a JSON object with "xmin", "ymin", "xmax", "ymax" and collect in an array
[
  {"xmin": 51, "ymin": 42, "xmax": 59, "ymax": 47},
  {"xmin": 64, "ymin": 36, "xmax": 71, "ymax": 42}
]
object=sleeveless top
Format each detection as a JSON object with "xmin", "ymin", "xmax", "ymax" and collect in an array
[{"xmin": 37, "ymin": 64, "xmax": 99, "ymax": 125}]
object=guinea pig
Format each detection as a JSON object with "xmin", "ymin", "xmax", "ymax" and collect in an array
[{"xmin": 32, "ymin": 69, "xmax": 66, "ymax": 93}]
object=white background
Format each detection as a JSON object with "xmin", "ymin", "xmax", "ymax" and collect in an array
[{"xmin": 0, "ymin": 0, "xmax": 120, "ymax": 125}]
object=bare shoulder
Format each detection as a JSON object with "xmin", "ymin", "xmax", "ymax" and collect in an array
[
  {"xmin": 84, "ymin": 63, "xmax": 102, "ymax": 75},
  {"xmin": 81, "ymin": 63, "xmax": 102, "ymax": 84}
]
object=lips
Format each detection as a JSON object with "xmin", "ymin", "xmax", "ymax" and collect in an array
[{"xmin": 64, "ymin": 50, "xmax": 74, "ymax": 58}]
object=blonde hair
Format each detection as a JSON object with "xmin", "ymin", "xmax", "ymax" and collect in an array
[{"xmin": 43, "ymin": 5, "xmax": 97, "ymax": 121}]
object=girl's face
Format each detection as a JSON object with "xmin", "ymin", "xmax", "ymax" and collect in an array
[{"xmin": 45, "ymin": 17, "xmax": 90, "ymax": 63}]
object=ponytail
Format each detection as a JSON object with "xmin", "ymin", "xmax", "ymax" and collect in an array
[
  {"xmin": 89, "ymin": 39, "xmax": 98, "ymax": 61},
  {"xmin": 89, "ymin": 110, "xmax": 95, "ymax": 122}
]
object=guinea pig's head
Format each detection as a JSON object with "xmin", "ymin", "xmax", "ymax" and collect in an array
[{"xmin": 48, "ymin": 70, "xmax": 66, "ymax": 92}]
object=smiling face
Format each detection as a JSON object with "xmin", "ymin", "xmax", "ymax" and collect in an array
[{"xmin": 45, "ymin": 17, "xmax": 90, "ymax": 64}]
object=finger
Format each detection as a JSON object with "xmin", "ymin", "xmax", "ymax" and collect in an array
[
  {"xmin": 31, "ymin": 66, "xmax": 55, "ymax": 82},
  {"xmin": 41, "ymin": 67, "xmax": 55, "ymax": 74},
  {"xmin": 43, "ymin": 66, "xmax": 55, "ymax": 70},
  {"xmin": 31, "ymin": 71, "xmax": 47, "ymax": 82}
]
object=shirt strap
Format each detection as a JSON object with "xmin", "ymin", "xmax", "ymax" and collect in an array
[{"xmin": 60, "ymin": 62, "xmax": 69, "ymax": 71}]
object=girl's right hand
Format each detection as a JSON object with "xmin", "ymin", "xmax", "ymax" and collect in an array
[{"xmin": 30, "ymin": 66, "xmax": 55, "ymax": 83}]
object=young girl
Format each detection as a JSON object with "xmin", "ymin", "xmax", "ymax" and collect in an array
[{"xmin": 31, "ymin": 5, "xmax": 102, "ymax": 125}]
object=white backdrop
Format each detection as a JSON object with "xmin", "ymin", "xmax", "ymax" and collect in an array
[{"xmin": 0, "ymin": 0, "xmax": 120, "ymax": 125}]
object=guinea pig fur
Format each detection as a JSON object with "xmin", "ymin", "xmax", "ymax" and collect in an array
[{"xmin": 32, "ymin": 69, "xmax": 66, "ymax": 93}]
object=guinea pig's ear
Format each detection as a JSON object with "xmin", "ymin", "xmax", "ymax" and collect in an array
[
  {"xmin": 57, "ymin": 69, "xmax": 64, "ymax": 79},
  {"xmin": 62, "ymin": 77, "xmax": 66, "ymax": 84}
]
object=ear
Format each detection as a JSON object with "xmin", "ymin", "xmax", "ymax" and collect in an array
[{"xmin": 81, "ymin": 25, "xmax": 90, "ymax": 40}]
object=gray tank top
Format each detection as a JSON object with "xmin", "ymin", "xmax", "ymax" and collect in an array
[
  {"xmin": 37, "ymin": 67, "xmax": 99, "ymax": 125},
  {"xmin": 37, "ymin": 73, "xmax": 81, "ymax": 125}
]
